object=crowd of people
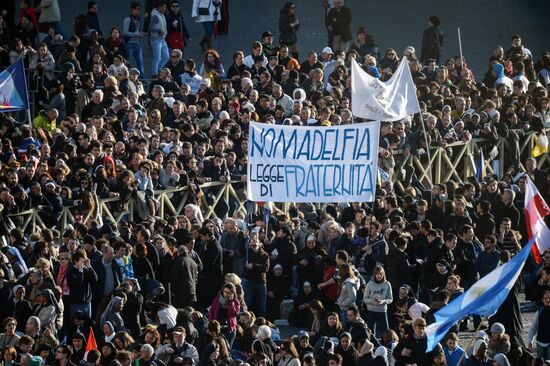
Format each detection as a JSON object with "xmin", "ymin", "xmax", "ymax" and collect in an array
[{"xmin": 0, "ymin": 0, "xmax": 550, "ymax": 366}]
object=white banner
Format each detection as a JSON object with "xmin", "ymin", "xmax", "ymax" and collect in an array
[
  {"xmin": 247, "ymin": 122, "xmax": 380, "ymax": 203},
  {"xmin": 351, "ymin": 58, "xmax": 420, "ymax": 121}
]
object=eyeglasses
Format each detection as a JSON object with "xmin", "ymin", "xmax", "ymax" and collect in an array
[
  {"xmin": 171, "ymin": 55, "xmax": 179, "ymax": 58},
  {"xmin": 171, "ymin": 4, "xmax": 179, "ymax": 7}
]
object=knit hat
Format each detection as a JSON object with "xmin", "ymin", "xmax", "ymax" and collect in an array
[
  {"xmin": 229, "ymin": 100, "xmax": 240, "ymax": 112},
  {"xmin": 62, "ymin": 62, "xmax": 75, "ymax": 71},
  {"xmin": 493, "ymin": 354, "xmax": 511, "ymax": 366},
  {"xmin": 490, "ymin": 322, "xmax": 505, "ymax": 335}
]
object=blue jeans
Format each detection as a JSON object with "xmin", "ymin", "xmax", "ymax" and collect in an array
[
  {"xmin": 70, "ymin": 303, "xmax": 91, "ymax": 319},
  {"xmin": 202, "ymin": 21, "xmax": 214, "ymax": 37},
  {"xmin": 126, "ymin": 42, "xmax": 145, "ymax": 77},
  {"xmin": 222, "ymin": 328, "xmax": 236, "ymax": 348},
  {"xmin": 366, "ymin": 310, "xmax": 389, "ymax": 339},
  {"xmin": 242, "ymin": 279, "xmax": 267, "ymax": 317},
  {"xmin": 340, "ymin": 308, "xmax": 349, "ymax": 327},
  {"xmin": 151, "ymin": 38, "xmax": 170, "ymax": 76}
]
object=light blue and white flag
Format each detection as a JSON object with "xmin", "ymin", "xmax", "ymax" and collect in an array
[{"xmin": 426, "ymin": 237, "xmax": 535, "ymax": 351}]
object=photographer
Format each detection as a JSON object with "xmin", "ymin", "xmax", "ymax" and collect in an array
[
  {"xmin": 155, "ymin": 326, "xmax": 199, "ymax": 366},
  {"xmin": 67, "ymin": 249, "xmax": 98, "ymax": 318}
]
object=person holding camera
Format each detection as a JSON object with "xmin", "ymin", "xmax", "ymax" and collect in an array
[
  {"xmin": 155, "ymin": 326, "xmax": 199, "ymax": 366},
  {"xmin": 67, "ymin": 249, "xmax": 98, "ymax": 319}
]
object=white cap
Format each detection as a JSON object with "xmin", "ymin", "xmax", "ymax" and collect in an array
[{"xmin": 322, "ymin": 47, "xmax": 333, "ymax": 55}]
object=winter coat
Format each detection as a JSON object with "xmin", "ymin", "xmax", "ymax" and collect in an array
[
  {"xmin": 393, "ymin": 336, "xmax": 431, "ymax": 366},
  {"xmin": 337, "ymin": 277, "xmax": 360, "ymax": 310},
  {"xmin": 170, "ymin": 252, "xmax": 198, "ymax": 301},
  {"xmin": 208, "ymin": 295, "xmax": 240, "ymax": 332},
  {"xmin": 278, "ymin": 12, "xmax": 299, "ymax": 46},
  {"xmin": 420, "ymin": 25, "xmax": 444, "ymax": 63},
  {"xmin": 29, "ymin": 51, "xmax": 56, "ymax": 80},
  {"xmin": 325, "ymin": 6, "xmax": 352, "ymax": 42},
  {"xmin": 385, "ymin": 247, "xmax": 415, "ymax": 291},
  {"xmin": 242, "ymin": 248, "xmax": 270, "ymax": 284},
  {"xmin": 67, "ymin": 264, "xmax": 97, "ymax": 305}
]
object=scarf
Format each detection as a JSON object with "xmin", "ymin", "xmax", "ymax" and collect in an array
[
  {"xmin": 218, "ymin": 294, "xmax": 228, "ymax": 308},
  {"xmin": 56, "ymin": 264, "xmax": 70, "ymax": 295},
  {"xmin": 108, "ymin": 36, "xmax": 124, "ymax": 48}
]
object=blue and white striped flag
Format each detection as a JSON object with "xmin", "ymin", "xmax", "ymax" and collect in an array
[{"xmin": 426, "ymin": 237, "xmax": 535, "ymax": 351}]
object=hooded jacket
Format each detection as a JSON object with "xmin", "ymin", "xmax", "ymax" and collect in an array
[{"xmin": 337, "ymin": 276, "xmax": 360, "ymax": 309}]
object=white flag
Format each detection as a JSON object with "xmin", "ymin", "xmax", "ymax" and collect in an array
[{"xmin": 351, "ymin": 58, "xmax": 420, "ymax": 121}]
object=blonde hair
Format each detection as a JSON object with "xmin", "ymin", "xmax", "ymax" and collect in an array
[
  {"xmin": 225, "ymin": 273, "xmax": 242, "ymax": 286},
  {"xmin": 104, "ymin": 75, "xmax": 119, "ymax": 87},
  {"xmin": 36, "ymin": 258, "xmax": 51, "ymax": 270}
]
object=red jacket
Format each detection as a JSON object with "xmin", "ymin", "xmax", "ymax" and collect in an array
[
  {"xmin": 209, "ymin": 296, "xmax": 240, "ymax": 332},
  {"xmin": 20, "ymin": 8, "xmax": 38, "ymax": 31}
]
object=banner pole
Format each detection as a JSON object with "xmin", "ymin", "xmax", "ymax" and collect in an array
[
  {"xmin": 245, "ymin": 200, "xmax": 249, "ymax": 266},
  {"xmin": 458, "ymin": 27, "xmax": 464, "ymax": 64},
  {"xmin": 456, "ymin": 320, "xmax": 484, "ymax": 366}
]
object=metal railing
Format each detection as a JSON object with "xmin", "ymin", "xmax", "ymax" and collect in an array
[{"xmin": 8, "ymin": 130, "xmax": 550, "ymax": 233}]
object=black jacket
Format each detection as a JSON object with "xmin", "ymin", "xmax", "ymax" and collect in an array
[
  {"xmin": 171, "ymin": 252, "xmax": 198, "ymax": 299},
  {"xmin": 67, "ymin": 264, "xmax": 98, "ymax": 304},
  {"xmin": 420, "ymin": 25, "xmax": 444, "ymax": 62},
  {"xmin": 385, "ymin": 246, "xmax": 416, "ymax": 291},
  {"xmin": 242, "ymin": 249, "xmax": 270, "ymax": 284},
  {"xmin": 325, "ymin": 6, "xmax": 352, "ymax": 42},
  {"xmin": 393, "ymin": 336, "xmax": 431, "ymax": 366}
]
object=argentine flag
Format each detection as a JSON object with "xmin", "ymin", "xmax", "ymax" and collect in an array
[{"xmin": 426, "ymin": 237, "xmax": 535, "ymax": 351}]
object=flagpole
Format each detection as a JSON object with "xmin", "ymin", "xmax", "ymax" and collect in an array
[
  {"xmin": 456, "ymin": 321, "xmax": 484, "ymax": 366},
  {"xmin": 27, "ymin": 109, "xmax": 32, "ymax": 126},
  {"xmin": 245, "ymin": 200, "xmax": 249, "ymax": 267},
  {"xmin": 458, "ymin": 28, "xmax": 463, "ymax": 64}
]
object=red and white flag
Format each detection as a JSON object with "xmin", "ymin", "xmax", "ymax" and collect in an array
[{"xmin": 524, "ymin": 175, "xmax": 550, "ymax": 263}]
